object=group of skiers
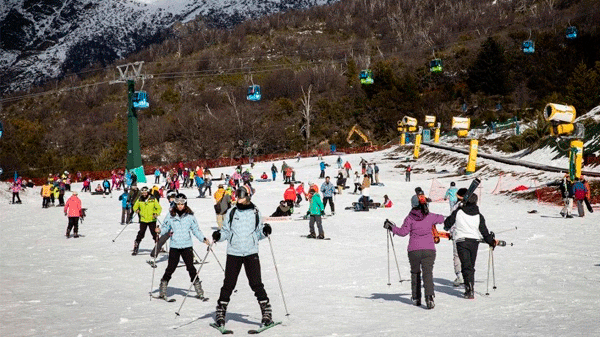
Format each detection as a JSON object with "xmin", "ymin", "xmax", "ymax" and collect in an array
[{"xmin": 554, "ymin": 174, "xmax": 593, "ymax": 217}]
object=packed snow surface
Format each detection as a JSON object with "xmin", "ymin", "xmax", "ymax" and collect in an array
[{"xmin": 1, "ymin": 146, "xmax": 599, "ymax": 336}]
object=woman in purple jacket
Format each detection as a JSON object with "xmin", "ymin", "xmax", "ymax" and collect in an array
[{"xmin": 384, "ymin": 193, "xmax": 444, "ymax": 309}]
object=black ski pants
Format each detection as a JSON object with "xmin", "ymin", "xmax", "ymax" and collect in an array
[
  {"xmin": 456, "ymin": 239, "xmax": 480, "ymax": 286},
  {"xmin": 323, "ymin": 196, "xmax": 335, "ymax": 213},
  {"xmin": 66, "ymin": 217, "xmax": 79, "ymax": 235},
  {"xmin": 218, "ymin": 254, "xmax": 268, "ymax": 303},
  {"xmin": 136, "ymin": 221, "xmax": 158, "ymax": 243},
  {"xmin": 408, "ymin": 250, "xmax": 436, "ymax": 297},
  {"xmin": 161, "ymin": 247, "xmax": 197, "ymax": 283},
  {"xmin": 12, "ymin": 192, "xmax": 21, "ymax": 203}
]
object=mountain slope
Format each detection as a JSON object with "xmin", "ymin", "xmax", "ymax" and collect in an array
[{"xmin": 0, "ymin": 0, "xmax": 336, "ymax": 94}]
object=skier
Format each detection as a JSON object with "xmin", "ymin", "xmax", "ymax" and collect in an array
[
  {"xmin": 581, "ymin": 176, "xmax": 594, "ymax": 214},
  {"xmin": 11, "ymin": 182, "xmax": 22, "ymax": 204},
  {"xmin": 558, "ymin": 175, "xmax": 574, "ymax": 218},
  {"xmin": 131, "ymin": 187, "xmax": 162, "ymax": 256},
  {"xmin": 271, "ymin": 164, "xmax": 278, "ymax": 181},
  {"xmin": 306, "ymin": 185, "xmax": 325, "ymax": 239},
  {"xmin": 353, "ymin": 171, "xmax": 361, "ymax": 194},
  {"xmin": 118, "ymin": 188, "xmax": 129, "ymax": 225},
  {"xmin": 64, "ymin": 191, "xmax": 83, "ymax": 238},
  {"xmin": 383, "ymin": 191, "xmax": 445, "ymax": 309},
  {"xmin": 41, "ymin": 181, "xmax": 52, "ymax": 208},
  {"xmin": 154, "ymin": 168, "xmax": 161, "ymax": 184},
  {"xmin": 283, "ymin": 183, "xmax": 296, "ymax": 208},
  {"xmin": 155, "ymin": 193, "xmax": 209, "ymax": 300},
  {"xmin": 572, "ymin": 177, "xmax": 588, "ymax": 217},
  {"xmin": 443, "ymin": 182, "xmax": 458, "ymax": 212},
  {"xmin": 295, "ymin": 182, "xmax": 307, "ymax": 207},
  {"xmin": 214, "ymin": 185, "xmax": 232, "ymax": 229},
  {"xmin": 444, "ymin": 188, "xmax": 468, "ymax": 286},
  {"xmin": 383, "ymin": 195, "xmax": 393, "ymax": 208},
  {"xmin": 366, "ymin": 164, "xmax": 374, "ymax": 183},
  {"xmin": 443, "ymin": 193, "xmax": 498, "ymax": 299},
  {"xmin": 374, "ymin": 163, "xmax": 380, "ymax": 184},
  {"xmin": 343, "ymin": 160, "xmax": 352, "ymax": 178},
  {"xmin": 319, "ymin": 161, "xmax": 327, "ymax": 179},
  {"xmin": 126, "ymin": 186, "xmax": 141, "ymax": 223},
  {"xmin": 335, "ymin": 172, "xmax": 346, "ymax": 195},
  {"xmin": 336, "ymin": 155, "xmax": 343, "ymax": 169},
  {"xmin": 211, "ymin": 186, "xmax": 274, "ymax": 328},
  {"xmin": 271, "ymin": 200, "xmax": 292, "ymax": 217},
  {"xmin": 405, "ymin": 165, "xmax": 412, "ymax": 182},
  {"xmin": 321, "ymin": 176, "xmax": 336, "ymax": 215}
]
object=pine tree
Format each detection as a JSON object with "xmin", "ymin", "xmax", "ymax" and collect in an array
[
  {"xmin": 566, "ymin": 61, "xmax": 600, "ymax": 112},
  {"xmin": 467, "ymin": 37, "xmax": 510, "ymax": 96}
]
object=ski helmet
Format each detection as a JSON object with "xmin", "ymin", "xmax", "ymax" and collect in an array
[
  {"xmin": 236, "ymin": 186, "xmax": 251, "ymax": 200},
  {"xmin": 175, "ymin": 193, "xmax": 188, "ymax": 205}
]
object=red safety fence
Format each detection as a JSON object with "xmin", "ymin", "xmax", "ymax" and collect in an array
[{"xmin": 536, "ymin": 186, "xmax": 600, "ymax": 206}]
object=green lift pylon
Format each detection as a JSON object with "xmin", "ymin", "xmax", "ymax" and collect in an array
[{"xmin": 126, "ymin": 80, "xmax": 146, "ymax": 183}]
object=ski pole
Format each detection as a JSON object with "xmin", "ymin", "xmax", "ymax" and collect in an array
[
  {"xmin": 486, "ymin": 248, "xmax": 492, "ymax": 295},
  {"xmin": 491, "ymin": 248, "xmax": 497, "ymax": 290},
  {"xmin": 495, "ymin": 226, "xmax": 517, "ymax": 235},
  {"xmin": 267, "ymin": 236, "xmax": 290, "ymax": 316},
  {"xmin": 149, "ymin": 232, "xmax": 161, "ymax": 301},
  {"xmin": 387, "ymin": 230, "xmax": 404, "ymax": 283},
  {"xmin": 175, "ymin": 243, "xmax": 211, "ymax": 317},
  {"xmin": 112, "ymin": 222, "xmax": 131, "ymax": 242},
  {"xmin": 386, "ymin": 229, "xmax": 391, "ymax": 286},
  {"xmin": 209, "ymin": 247, "xmax": 225, "ymax": 272}
]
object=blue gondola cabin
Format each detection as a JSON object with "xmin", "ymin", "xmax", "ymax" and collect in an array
[
  {"xmin": 429, "ymin": 59, "xmax": 443, "ymax": 73},
  {"xmin": 247, "ymin": 85, "xmax": 261, "ymax": 101},
  {"xmin": 359, "ymin": 70, "xmax": 374, "ymax": 85},
  {"xmin": 132, "ymin": 91, "xmax": 149, "ymax": 109},
  {"xmin": 522, "ymin": 40, "xmax": 535, "ymax": 54},
  {"xmin": 566, "ymin": 26, "xmax": 578, "ymax": 40}
]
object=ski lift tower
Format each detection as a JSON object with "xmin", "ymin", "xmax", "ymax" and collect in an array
[{"xmin": 110, "ymin": 62, "xmax": 153, "ymax": 183}]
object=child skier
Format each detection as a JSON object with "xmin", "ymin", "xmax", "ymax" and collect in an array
[
  {"xmin": 211, "ymin": 186, "xmax": 274, "ymax": 328},
  {"xmin": 384, "ymin": 191, "xmax": 445, "ymax": 309},
  {"xmin": 132, "ymin": 187, "xmax": 162, "ymax": 255},
  {"xmin": 64, "ymin": 191, "xmax": 83, "ymax": 238}
]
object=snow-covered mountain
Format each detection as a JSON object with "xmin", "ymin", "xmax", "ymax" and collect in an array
[{"xmin": 0, "ymin": 0, "xmax": 335, "ymax": 94}]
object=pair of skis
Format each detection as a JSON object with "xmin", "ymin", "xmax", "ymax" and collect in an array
[{"xmin": 210, "ymin": 321, "xmax": 282, "ymax": 334}]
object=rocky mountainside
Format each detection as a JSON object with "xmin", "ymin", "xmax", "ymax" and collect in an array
[{"xmin": 0, "ymin": 0, "xmax": 335, "ymax": 94}]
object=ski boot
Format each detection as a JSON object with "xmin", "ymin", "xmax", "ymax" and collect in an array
[
  {"xmin": 132, "ymin": 241, "xmax": 140, "ymax": 256},
  {"xmin": 259, "ymin": 300, "xmax": 273, "ymax": 326},
  {"xmin": 463, "ymin": 283, "xmax": 474, "ymax": 299},
  {"xmin": 306, "ymin": 232, "xmax": 316, "ymax": 239},
  {"xmin": 159, "ymin": 280, "xmax": 168, "ymax": 299},
  {"xmin": 411, "ymin": 273, "xmax": 422, "ymax": 306},
  {"xmin": 73, "ymin": 232, "xmax": 79, "ymax": 238},
  {"xmin": 317, "ymin": 232, "xmax": 325, "ymax": 240},
  {"xmin": 425, "ymin": 295, "xmax": 435, "ymax": 309},
  {"xmin": 215, "ymin": 301, "xmax": 228, "ymax": 327},
  {"xmin": 193, "ymin": 279, "xmax": 204, "ymax": 299},
  {"xmin": 65, "ymin": 231, "xmax": 70, "ymax": 238},
  {"xmin": 453, "ymin": 276, "xmax": 464, "ymax": 287}
]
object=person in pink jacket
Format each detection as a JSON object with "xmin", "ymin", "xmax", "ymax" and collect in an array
[
  {"xmin": 384, "ymin": 191, "xmax": 444, "ymax": 310},
  {"xmin": 64, "ymin": 191, "xmax": 83, "ymax": 238}
]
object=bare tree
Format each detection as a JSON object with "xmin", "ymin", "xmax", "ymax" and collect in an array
[{"xmin": 300, "ymin": 85, "xmax": 312, "ymax": 153}]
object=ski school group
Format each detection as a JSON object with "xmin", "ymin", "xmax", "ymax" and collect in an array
[{"xmin": 23, "ymin": 156, "xmax": 511, "ymax": 334}]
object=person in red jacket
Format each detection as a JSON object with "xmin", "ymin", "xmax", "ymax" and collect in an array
[
  {"xmin": 295, "ymin": 182, "xmax": 307, "ymax": 207},
  {"xmin": 283, "ymin": 183, "xmax": 296, "ymax": 208},
  {"xmin": 64, "ymin": 191, "xmax": 83, "ymax": 238}
]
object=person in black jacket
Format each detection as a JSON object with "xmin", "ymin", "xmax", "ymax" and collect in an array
[{"xmin": 443, "ymin": 194, "xmax": 498, "ymax": 299}]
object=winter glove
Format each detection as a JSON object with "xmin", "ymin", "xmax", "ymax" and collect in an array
[
  {"xmin": 212, "ymin": 230, "xmax": 221, "ymax": 242},
  {"xmin": 263, "ymin": 223, "xmax": 272, "ymax": 236},
  {"xmin": 383, "ymin": 219, "xmax": 395, "ymax": 231}
]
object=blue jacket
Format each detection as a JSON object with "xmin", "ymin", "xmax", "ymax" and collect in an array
[
  {"xmin": 444, "ymin": 187, "xmax": 458, "ymax": 202},
  {"xmin": 160, "ymin": 212, "xmax": 205, "ymax": 249},
  {"xmin": 118, "ymin": 192, "xmax": 128, "ymax": 208},
  {"xmin": 195, "ymin": 176, "xmax": 205, "ymax": 187},
  {"xmin": 217, "ymin": 203, "xmax": 266, "ymax": 257},
  {"xmin": 320, "ymin": 162, "xmax": 326, "ymax": 170},
  {"xmin": 321, "ymin": 182, "xmax": 336, "ymax": 198},
  {"xmin": 154, "ymin": 169, "xmax": 160, "ymax": 177}
]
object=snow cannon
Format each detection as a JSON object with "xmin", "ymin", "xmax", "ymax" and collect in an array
[
  {"xmin": 452, "ymin": 117, "xmax": 470, "ymax": 138},
  {"xmin": 424, "ymin": 115, "xmax": 436, "ymax": 128},
  {"xmin": 402, "ymin": 116, "xmax": 418, "ymax": 132},
  {"xmin": 544, "ymin": 103, "xmax": 576, "ymax": 136}
]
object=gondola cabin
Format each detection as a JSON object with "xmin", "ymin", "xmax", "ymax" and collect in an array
[
  {"xmin": 247, "ymin": 85, "xmax": 261, "ymax": 101},
  {"xmin": 566, "ymin": 26, "xmax": 578, "ymax": 40},
  {"xmin": 132, "ymin": 91, "xmax": 149, "ymax": 109},
  {"xmin": 430, "ymin": 59, "xmax": 443, "ymax": 73},
  {"xmin": 359, "ymin": 70, "xmax": 374, "ymax": 85},
  {"xmin": 522, "ymin": 40, "xmax": 535, "ymax": 54}
]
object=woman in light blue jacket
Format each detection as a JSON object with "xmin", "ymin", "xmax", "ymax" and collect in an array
[
  {"xmin": 211, "ymin": 186, "xmax": 273, "ymax": 328},
  {"xmin": 155, "ymin": 193, "xmax": 209, "ymax": 300}
]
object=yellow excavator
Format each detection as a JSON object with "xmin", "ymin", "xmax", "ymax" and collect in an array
[{"xmin": 347, "ymin": 124, "xmax": 373, "ymax": 147}]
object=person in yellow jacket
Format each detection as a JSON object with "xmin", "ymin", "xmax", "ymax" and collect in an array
[
  {"xmin": 40, "ymin": 182, "xmax": 52, "ymax": 208},
  {"xmin": 132, "ymin": 186, "xmax": 162, "ymax": 255}
]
